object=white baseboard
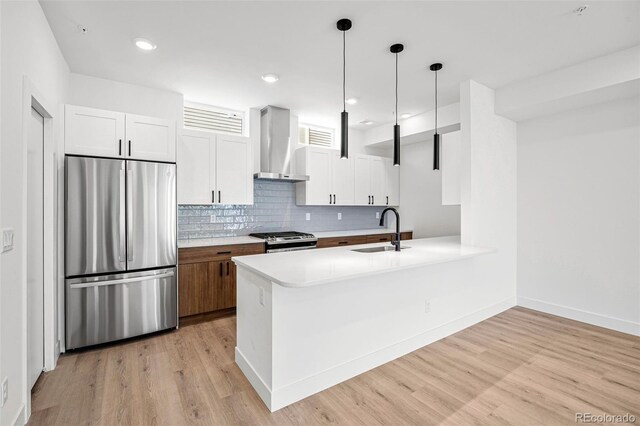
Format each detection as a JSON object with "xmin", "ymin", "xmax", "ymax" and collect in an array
[
  {"xmin": 517, "ymin": 296, "xmax": 640, "ymax": 336},
  {"xmin": 235, "ymin": 348, "xmax": 272, "ymax": 409},
  {"xmin": 12, "ymin": 404, "xmax": 26, "ymax": 426},
  {"xmin": 239, "ymin": 296, "xmax": 516, "ymax": 412}
]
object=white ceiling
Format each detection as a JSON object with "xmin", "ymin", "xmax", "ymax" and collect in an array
[{"xmin": 40, "ymin": 1, "xmax": 640, "ymax": 130}]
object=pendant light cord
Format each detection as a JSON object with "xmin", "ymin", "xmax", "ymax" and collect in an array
[
  {"xmin": 434, "ymin": 69, "xmax": 438, "ymax": 133},
  {"xmin": 343, "ymin": 30, "xmax": 346, "ymax": 112},
  {"xmin": 395, "ymin": 53, "xmax": 398, "ymax": 125}
]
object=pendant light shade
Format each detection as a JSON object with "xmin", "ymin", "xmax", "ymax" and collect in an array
[
  {"xmin": 337, "ymin": 18, "xmax": 352, "ymax": 159},
  {"xmin": 390, "ymin": 43, "xmax": 404, "ymax": 166},
  {"xmin": 430, "ymin": 62, "xmax": 443, "ymax": 170}
]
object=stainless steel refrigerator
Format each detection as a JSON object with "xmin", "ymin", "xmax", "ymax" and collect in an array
[{"xmin": 65, "ymin": 156, "xmax": 177, "ymax": 349}]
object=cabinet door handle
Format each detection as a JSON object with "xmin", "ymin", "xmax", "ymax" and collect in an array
[
  {"xmin": 333, "ymin": 194, "xmax": 336, "ymax": 204},
  {"xmin": 212, "ymin": 190, "xmax": 215, "ymax": 203},
  {"xmin": 219, "ymin": 262, "xmax": 223, "ymax": 277},
  {"xmin": 226, "ymin": 261, "xmax": 230, "ymax": 276},
  {"xmin": 118, "ymin": 139, "xmax": 122, "ymax": 156},
  {"xmin": 368, "ymin": 196, "xmax": 370, "ymax": 205},
  {"xmin": 372, "ymin": 195, "xmax": 375, "ymax": 204},
  {"xmin": 329, "ymin": 194, "xmax": 332, "ymax": 204},
  {"xmin": 386, "ymin": 196, "xmax": 389, "ymax": 205},
  {"xmin": 128, "ymin": 140, "xmax": 132, "ymax": 156},
  {"xmin": 218, "ymin": 190, "xmax": 221, "ymax": 204}
]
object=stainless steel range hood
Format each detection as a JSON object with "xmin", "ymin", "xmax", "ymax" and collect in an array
[{"xmin": 254, "ymin": 106, "xmax": 309, "ymax": 182}]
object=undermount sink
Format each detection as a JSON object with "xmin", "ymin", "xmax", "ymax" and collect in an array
[{"xmin": 351, "ymin": 246, "xmax": 411, "ymax": 253}]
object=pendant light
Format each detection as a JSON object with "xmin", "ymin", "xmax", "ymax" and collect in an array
[
  {"xmin": 337, "ymin": 18, "xmax": 352, "ymax": 159},
  {"xmin": 390, "ymin": 43, "xmax": 404, "ymax": 166},
  {"xmin": 430, "ymin": 63, "xmax": 443, "ymax": 170}
]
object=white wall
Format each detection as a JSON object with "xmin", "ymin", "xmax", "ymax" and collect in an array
[
  {"xmin": 398, "ymin": 140, "xmax": 461, "ymax": 238},
  {"xmin": 460, "ymin": 80, "xmax": 518, "ymax": 305},
  {"xmin": 69, "ymin": 73, "xmax": 183, "ymax": 122},
  {"xmin": 0, "ymin": 1, "xmax": 70, "ymax": 424},
  {"xmin": 517, "ymin": 97, "xmax": 640, "ymax": 335}
]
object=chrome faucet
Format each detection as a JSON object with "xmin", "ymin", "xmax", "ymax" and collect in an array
[{"xmin": 379, "ymin": 207, "xmax": 401, "ymax": 251}]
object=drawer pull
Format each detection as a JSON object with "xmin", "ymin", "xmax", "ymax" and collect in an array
[
  {"xmin": 338, "ymin": 241, "xmax": 348, "ymax": 245},
  {"xmin": 217, "ymin": 251, "xmax": 232, "ymax": 255}
]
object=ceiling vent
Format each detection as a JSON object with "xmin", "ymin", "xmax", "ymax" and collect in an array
[
  {"xmin": 184, "ymin": 103, "xmax": 244, "ymax": 135},
  {"xmin": 300, "ymin": 125, "xmax": 334, "ymax": 148}
]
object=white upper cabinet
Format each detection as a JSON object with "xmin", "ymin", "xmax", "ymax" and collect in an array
[
  {"xmin": 65, "ymin": 105, "xmax": 176, "ymax": 162},
  {"xmin": 296, "ymin": 147, "xmax": 354, "ymax": 205},
  {"xmin": 296, "ymin": 148, "xmax": 397, "ymax": 207},
  {"xmin": 178, "ymin": 129, "xmax": 253, "ymax": 205},
  {"xmin": 65, "ymin": 105, "xmax": 125, "ymax": 158},
  {"xmin": 177, "ymin": 130, "xmax": 214, "ymax": 205},
  {"xmin": 125, "ymin": 114, "xmax": 176, "ymax": 162},
  {"xmin": 354, "ymin": 154, "xmax": 371, "ymax": 206},
  {"xmin": 384, "ymin": 158, "xmax": 400, "ymax": 206},
  {"xmin": 331, "ymin": 151, "xmax": 355, "ymax": 205},
  {"xmin": 215, "ymin": 134, "xmax": 253, "ymax": 205}
]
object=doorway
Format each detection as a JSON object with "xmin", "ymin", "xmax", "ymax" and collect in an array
[{"xmin": 27, "ymin": 106, "xmax": 44, "ymax": 389}]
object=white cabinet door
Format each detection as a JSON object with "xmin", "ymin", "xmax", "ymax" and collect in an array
[
  {"xmin": 65, "ymin": 105, "xmax": 125, "ymax": 157},
  {"xmin": 354, "ymin": 154, "xmax": 372, "ymax": 205},
  {"xmin": 215, "ymin": 135, "xmax": 253, "ymax": 205},
  {"xmin": 125, "ymin": 114, "xmax": 176, "ymax": 162},
  {"xmin": 385, "ymin": 159, "xmax": 400, "ymax": 206},
  {"xmin": 331, "ymin": 152, "xmax": 355, "ymax": 205},
  {"xmin": 305, "ymin": 147, "xmax": 333, "ymax": 205},
  {"xmin": 370, "ymin": 156, "xmax": 386, "ymax": 206},
  {"xmin": 177, "ymin": 130, "xmax": 214, "ymax": 204}
]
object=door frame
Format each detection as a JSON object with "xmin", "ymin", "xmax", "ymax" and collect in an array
[{"xmin": 21, "ymin": 77, "xmax": 57, "ymax": 419}]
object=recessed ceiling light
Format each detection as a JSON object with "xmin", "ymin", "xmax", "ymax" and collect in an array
[
  {"xmin": 134, "ymin": 38, "xmax": 156, "ymax": 51},
  {"xmin": 261, "ymin": 74, "xmax": 279, "ymax": 83},
  {"xmin": 346, "ymin": 98, "xmax": 358, "ymax": 105},
  {"xmin": 360, "ymin": 120, "xmax": 374, "ymax": 125},
  {"xmin": 401, "ymin": 113, "xmax": 412, "ymax": 119}
]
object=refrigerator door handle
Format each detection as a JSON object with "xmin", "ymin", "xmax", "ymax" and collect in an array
[
  {"xmin": 126, "ymin": 168, "xmax": 134, "ymax": 262},
  {"xmin": 69, "ymin": 271, "xmax": 175, "ymax": 289},
  {"xmin": 118, "ymin": 168, "xmax": 126, "ymax": 262}
]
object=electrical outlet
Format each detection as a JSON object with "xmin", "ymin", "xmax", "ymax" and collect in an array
[
  {"xmin": 338, "ymin": 212, "xmax": 342, "ymax": 220},
  {"xmin": 424, "ymin": 300, "xmax": 431, "ymax": 314},
  {"xmin": 1, "ymin": 228, "xmax": 14, "ymax": 253},
  {"xmin": 376, "ymin": 212, "xmax": 380, "ymax": 219},
  {"xmin": 2, "ymin": 377, "xmax": 8, "ymax": 407},
  {"xmin": 259, "ymin": 287, "xmax": 265, "ymax": 306},
  {"xmin": 305, "ymin": 213, "xmax": 311, "ymax": 221}
]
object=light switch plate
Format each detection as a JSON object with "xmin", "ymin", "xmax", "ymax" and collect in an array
[
  {"xmin": 376, "ymin": 212, "xmax": 380, "ymax": 219},
  {"xmin": 1, "ymin": 228, "xmax": 14, "ymax": 253},
  {"xmin": 338, "ymin": 213, "xmax": 342, "ymax": 220},
  {"xmin": 305, "ymin": 213, "xmax": 311, "ymax": 221}
]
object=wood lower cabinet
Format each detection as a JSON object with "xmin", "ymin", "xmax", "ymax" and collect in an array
[
  {"xmin": 317, "ymin": 231, "xmax": 413, "ymax": 248},
  {"xmin": 178, "ymin": 243, "xmax": 264, "ymax": 319}
]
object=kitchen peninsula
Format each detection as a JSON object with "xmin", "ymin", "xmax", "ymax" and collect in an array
[{"xmin": 233, "ymin": 236, "xmax": 503, "ymax": 411}]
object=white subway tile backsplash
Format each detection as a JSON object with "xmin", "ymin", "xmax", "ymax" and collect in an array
[{"xmin": 177, "ymin": 180, "xmax": 383, "ymax": 240}]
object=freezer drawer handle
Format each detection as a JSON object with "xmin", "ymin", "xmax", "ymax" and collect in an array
[{"xmin": 69, "ymin": 271, "xmax": 175, "ymax": 289}]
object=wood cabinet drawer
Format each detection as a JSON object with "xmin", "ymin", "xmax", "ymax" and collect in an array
[
  {"xmin": 179, "ymin": 243, "xmax": 265, "ymax": 264},
  {"xmin": 316, "ymin": 235, "xmax": 369, "ymax": 248},
  {"xmin": 366, "ymin": 234, "xmax": 393, "ymax": 243},
  {"xmin": 400, "ymin": 231, "xmax": 413, "ymax": 241}
]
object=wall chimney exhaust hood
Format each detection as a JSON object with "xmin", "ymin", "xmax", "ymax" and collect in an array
[{"xmin": 254, "ymin": 106, "xmax": 309, "ymax": 182}]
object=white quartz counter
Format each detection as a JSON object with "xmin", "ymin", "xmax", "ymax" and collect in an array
[
  {"xmin": 312, "ymin": 228, "xmax": 413, "ymax": 238},
  {"xmin": 233, "ymin": 236, "xmax": 494, "ymax": 288},
  {"xmin": 178, "ymin": 236, "xmax": 264, "ymax": 248}
]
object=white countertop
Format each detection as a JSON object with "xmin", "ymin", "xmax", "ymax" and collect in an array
[
  {"xmin": 233, "ymin": 236, "xmax": 495, "ymax": 288},
  {"xmin": 312, "ymin": 228, "xmax": 412, "ymax": 238},
  {"xmin": 178, "ymin": 236, "xmax": 264, "ymax": 248}
]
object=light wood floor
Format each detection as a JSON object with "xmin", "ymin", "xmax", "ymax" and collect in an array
[{"xmin": 30, "ymin": 307, "xmax": 640, "ymax": 425}]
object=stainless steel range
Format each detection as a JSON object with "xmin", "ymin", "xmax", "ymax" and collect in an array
[{"xmin": 249, "ymin": 231, "xmax": 317, "ymax": 253}]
